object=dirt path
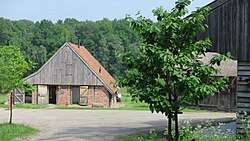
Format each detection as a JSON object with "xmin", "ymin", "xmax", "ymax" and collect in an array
[{"xmin": 0, "ymin": 108, "xmax": 235, "ymax": 141}]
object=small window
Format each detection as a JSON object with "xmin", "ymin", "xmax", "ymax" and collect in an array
[{"xmin": 99, "ymin": 67, "xmax": 102, "ymax": 73}]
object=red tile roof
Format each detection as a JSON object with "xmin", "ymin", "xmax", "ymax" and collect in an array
[{"xmin": 69, "ymin": 43, "xmax": 118, "ymax": 94}]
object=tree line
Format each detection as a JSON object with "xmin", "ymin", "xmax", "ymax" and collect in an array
[{"xmin": 0, "ymin": 17, "xmax": 140, "ymax": 78}]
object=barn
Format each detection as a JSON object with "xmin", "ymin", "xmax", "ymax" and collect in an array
[
  {"xmin": 197, "ymin": 0, "xmax": 250, "ymax": 134},
  {"xmin": 22, "ymin": 42, "xmax": 118, "ymax": 107},
  {"xmin": 198, "ymin": 52, "xmax": 237, "ymax": 112}
]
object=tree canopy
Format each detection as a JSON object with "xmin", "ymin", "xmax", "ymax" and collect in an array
[
  {"xmin": 0, "ymin": 46, "xmax": 32, "ymax": 94},
  {"xmin": 0, "ymin": 17, "xmax": 140, "ymax": 78},
  {"xmin": 119, "ymin": 0, "xmax": 230, "ymax": 140}
]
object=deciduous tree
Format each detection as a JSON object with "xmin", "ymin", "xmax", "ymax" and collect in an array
[
  {"xmin": 0, "ymin": 45, "xmax": 33, "ymax": 124},
  {"xmin": 119, "ymin": 0, "xmax": 230, "ymax": 140}
]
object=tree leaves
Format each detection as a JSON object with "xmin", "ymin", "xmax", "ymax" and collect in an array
[
  {"xmin": 119, "ymin": 0, "xmax": 229, "ymax": 117},
  {"xmin": 0, "ymin": 46, "xmax": 33, "ymax": 94}
]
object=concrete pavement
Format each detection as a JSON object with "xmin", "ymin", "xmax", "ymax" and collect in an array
[{"xmin": 0, "ymin": 108, "xmax": 235, "ymax": 141}]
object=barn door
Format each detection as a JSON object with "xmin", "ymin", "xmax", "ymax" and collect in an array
[
  {"xmin": 79, "ymin": 86, "xmax": 88, "ymax": 105},
  {"xmin": 48, "ymin": 86, "xmax": 56, "ymax": 104},
  {"xmin": 14, "ymin": 88, "xmax": 25, "ymax": 104},
  {"xmin": 72, "ymin": 86, "xmax": 80, "ymax": 104}
]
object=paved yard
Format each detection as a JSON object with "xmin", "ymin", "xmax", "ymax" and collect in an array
[{"xmin": 0, "ymin": 108, "xmax": 235, "ymax": 141}]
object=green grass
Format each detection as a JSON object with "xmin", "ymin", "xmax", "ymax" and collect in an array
[
  {"xmin": 0, "ymin": 123, "xmax": 38, "ymax": 141},
  {"xmin": 0, "ymin": 94, "xmax": 7, "ymax": 105},
  {"xmin": 114, "ymin": 129, "xmax": 249, "ymax": 141},
  {"xmin": 117, "ymin": 87, "xmax": 207, "ymax": 112},
  {"xmin": 182, "ymin": 108, "xmax": 208, "ymax": 113},
  {"xmin": 0, "ymin": 94, "xmax": 8, "ymax": 108},
  {"xmin": 14, "ymin": 103, "xmax": 47, "ymax": 109}
]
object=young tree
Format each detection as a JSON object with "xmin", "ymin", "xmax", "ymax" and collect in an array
[
  {"xmin": 119, "ymin": 0, "xmax": 230, "ymax": 140},
  {"xmin": 0, "ymin": 45, "xmax": 33, "ymax": 124}
]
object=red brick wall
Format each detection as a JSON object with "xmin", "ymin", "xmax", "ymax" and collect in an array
[
  {"xmin": 87, "ymin": 86, "xmax": 110, "ymax": 107},
  {"xmin": 87, "ymin": 86, "xmax": 94, "ymax": 106},
  {"xmin": 57, "ymin": 86, "xmax": 71, "ymax": 105}
]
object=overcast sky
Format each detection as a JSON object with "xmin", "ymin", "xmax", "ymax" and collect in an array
[{"xmin": 0, "ymin": 0, "xmax": 214, "ymax": 22}]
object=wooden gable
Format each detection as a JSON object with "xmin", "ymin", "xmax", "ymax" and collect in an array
[
  {"xmin": 197, "ymin": 0, "xmax": 250, "ymax": 60},
  {"xmin": 25, "ymin": 43, "xmax": 103, "ymax": 86}
]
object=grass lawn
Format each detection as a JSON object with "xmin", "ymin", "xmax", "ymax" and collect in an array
[
  {"xmin": 0, "ymin": 123, "xmax": 38, "ymax": 141},
  {"xmin": 14, "ymin": 103, "xmax": 47, "ymax": 109},
  {"xmin": 0, "ymin": 94, "xmax": 7, "ymax": 105}
]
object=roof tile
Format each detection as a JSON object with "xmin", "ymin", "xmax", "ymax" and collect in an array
[{"xmin": 69, "ymin": 43, "xmax": 118, "ymax": 94}]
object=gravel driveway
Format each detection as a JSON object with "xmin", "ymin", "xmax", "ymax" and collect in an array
[{"xmin": 0, "ymin": 108, "xmax": 235, "ymax": 141}]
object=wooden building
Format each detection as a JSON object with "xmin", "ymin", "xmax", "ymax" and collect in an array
[
  {"xmin": 198, "ymin": 52, "xmax": 237, "ymax": 112},
  {"xmin": 22, "ymin": 42, "xmax": 118, "ymax": 107},
  {"xmin": 198, "ymin": 0, "xmax": 250, "ymax": 134}
]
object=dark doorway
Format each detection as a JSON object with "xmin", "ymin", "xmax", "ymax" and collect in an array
[
  {"xmin": 49, "ymin": 86, "xmax": 56, "ymax": 104},
  {"xmin": 72, "ymin": 86, "xmax": 80, "ymax": 104}
]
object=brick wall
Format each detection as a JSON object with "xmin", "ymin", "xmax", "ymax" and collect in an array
[
  {"xmin": 57, "ymin": 86, "xmax": 71, "ymax": 105},
  {"xmin": 87, "ymin": 86, "xmax": 110, "ymax": 107},
  {"xmin": 87, "ymin": 86, "xmax": 94, "ymax": 106},
  {"xmin": 95, "ymin": 86, "xmax": 109, "ymax": 107}
]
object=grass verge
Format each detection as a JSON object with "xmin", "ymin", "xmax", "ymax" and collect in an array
[
  {"xmin": 0, "ymin": 94, "xmax": 7, "ymax": 107},
  {"xmin": 0, "ymin": 94, "xmax": 7, "ymax": 104},
  {"xmin": 13, "ymin": 104, "xmax": 47, "ymax": 109},
  {"xmin": 0, "ymin": 123, "xmax": 38, "ymax": 141}
]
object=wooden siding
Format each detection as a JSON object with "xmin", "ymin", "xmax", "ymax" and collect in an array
[
  {"xmin": 237, "ymin": 61, "xmax": 250, "ymax": 134},
  {"xmin": 199, "ymin": 77, "xmax": 236, "ymax": 111},
  {"xmin": 25, "ymin": 45, "xmax": 102, "ymax": 85},
  {"xmin": 197, "ymin": 0, "xmax": 250, "ymax": 60},
  {"xmin": 13, "ymin": 88, "xmax": 25, "ymax": 104}
]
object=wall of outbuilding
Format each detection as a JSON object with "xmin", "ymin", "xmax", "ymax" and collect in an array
[{"xmin": 32, "ymin": 85, "xmax": 112, "ymax": 107}]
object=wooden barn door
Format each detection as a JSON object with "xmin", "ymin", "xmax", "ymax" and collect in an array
[
  {"xmin": 79, "ymin": 86, "xmax": 88, "ymax": 105},
  {"xmin": 72, "ymin": 86, "xmax": 80, "ymax": 104},
  {"xmin": 48, "ymin": 86, "xmax": 56, "ymax": 104}
]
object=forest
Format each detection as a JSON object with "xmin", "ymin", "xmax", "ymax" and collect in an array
[{"xmin": 0, "ymin": 17, "xmax": 140, "ymax": 78}]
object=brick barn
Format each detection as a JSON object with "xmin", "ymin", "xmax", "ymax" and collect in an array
[{"xmin": 23, "ymin": 42, "xmax": 117, "ymax": 107}]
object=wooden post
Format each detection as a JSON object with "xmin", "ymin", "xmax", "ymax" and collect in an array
[{"xmin": 9, "ymin": 92, "xmax": 13, "ymax": 124}]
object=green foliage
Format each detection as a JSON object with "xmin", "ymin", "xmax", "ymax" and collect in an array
[
  {"xmin": 114, "ymin": 129, "xmax": 165, "ymax": 141},
  {"xmin": 120, "ymin": 0, "xmax": 229, "ymax": 116},
  {"xmin": 13, "ymin": 104, "xmax": 47, "ymax": 109},
  {"xmin": 0, "ymin": 17, "xmax": 140, "ymax": 78},
  {"xmin": 0, "ymin": 46, "xmax": 33, "ymax": 94},
  {"xmin": 115, "ymin": 120, "xmax": 244, "ymax": 141},
  {"xmin": 119, "ymin": 0, "xmax": 230, "ymax": 140},
  {"xmin": 0, "ymin": 123, "xmax": 38, "ymax": 141},
  {"xmin": 0, "ymin": 94, "xmax": 7, "ymax": 105}
]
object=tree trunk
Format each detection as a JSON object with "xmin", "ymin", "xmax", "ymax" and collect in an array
[
  {"xmin": 174, "ymin": 110, "xmax": 179, "ymax": 141},
  {"xmin": 167, "ymin": 93, "xmax": 172, "ymax": 141},
  {"xmin": 9, "ymin": 92, "xmax": 13, "ymax": 124},
  {"xmin": 168, "ymin": 112, "xmax": 172, "ymax": 141}
]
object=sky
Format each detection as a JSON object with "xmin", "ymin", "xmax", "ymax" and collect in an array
[{"xmin": 0, "ymin": 0, "xmax": 214, "ymax": 22}]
